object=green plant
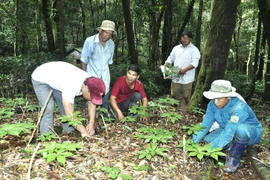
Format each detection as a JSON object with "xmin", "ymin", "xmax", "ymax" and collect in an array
[
  {"xmin": 128, "ymin": 105, "xmax": 151, "ymax": 120},
  {"xmin": 156, "ymin": 97, "xmax": 179, "ymax": 106},
  {"xmin": 101, "ymin": 166, "xmax": 132, "ymax": 179},
  {"xmin": 135, "ymin": 127, "xmax": 175, "ymax": 143},
  {"xmin": 0, "ymin": 107, "xmax": 14, "ymax": 119},
  {"xmin": 122, "ymin": 116, "xmax": 136, "ymax": 123},
  {"xmin": 60, "ymin": 111, "xmax": 85, "ymax": 127},
  {"xmin": 37, "ymin": 141, "xmax": 81, "ymax": 166},
  {"xmin": 186, "ymin": 143, "xmax": 226, "ymax": 161},
  {"xmin": 260, "ymin": 127, "xmax": 270, "ymax": 145},
  {"xmin": 138, "ymin": 141, "xmax": 168, "ymax": 160},
  {"xmin": 190, "ymin": 106, "xmax": 205, "ymax": 116},
  {"xmin": 182, "ymin": 124, "xmax": 206, "ymax": 135},
  {"xmin": 127, "ymin": 162, "xmax": 150, "ymax": 171},
  {"xmin": 0, "ymin": 122, "xmax": 34, "ymax": 137},
  {"xmin": 37, "ymin": 132, "xmax": 58, "ymax": 142},
  {"xmin": 161, "ymin": 111, "xmax": 183, "ymax": 123}
]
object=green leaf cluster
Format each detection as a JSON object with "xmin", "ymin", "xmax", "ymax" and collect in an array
[
  {"xmin": 186, "ymin": 143, "xmax": 226, "ymax": 161},
  {"xmin": 182, "ymin": 124, "xmax": 206, "ymax": 135},
  {"xmin": 60, "ymin": 111, "xmax": 85, "ymax": 127},
  {"xmin": 138, "ymin": 142, "xmax": 168, "ymax": 160},
  {"xmin": 37, "ymin": 132, "xmax": 58, "ymax": 142},
  {"xmin": 37, "ymin": 141, "xmax": 81, "ymax": 166},
  {"xmin": 135, "ymin": 126, "xmax": 175, "ymax": 143},
  {"xmin": 0, "ymin": 122, "xmax": 34, "ymax": 137},
  {"xmin": 101, "ymin": 166, "xmax": 132, "ymax": 179},
  {"xmin": 161, "ymin": 111, "xmax": 183, "ymax": 123}
]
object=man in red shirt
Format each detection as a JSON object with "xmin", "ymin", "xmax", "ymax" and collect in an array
[{"xmin": 109, "ymin": 64, "xmax": 148, "ymax": 121}]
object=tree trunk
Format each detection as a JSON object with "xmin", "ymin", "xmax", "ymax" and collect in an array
[
  {"xmin": 78, "ymin": 0, "xmax": 86, "ymax": 40},
  {"xmin": 258, "ymin": 0, "xmax": 270, "ymax": 101},
  {"xmin": 148, "ymin": 1, "xmax": 164, "ymax": 70},
  {"xmin": 195, "ymin": 0, "xmax": 203, "ymax": 51},
  {"xmin": 42, "ymin": 0, "xmax": 55, "ymax": 52},
  {"xmin": 161, "ymin": 0, "xmax": 173, "ymax": 64},
  {"xmin": 246, "ymin": 12, "xmax": 262, "ymax": 101},
  {"xmin": 174, "ymin": 0, "xmax": 196, "ymax": 46},
  {"xmin": 121, "ymin": 0, "xmax": 138, "ymax": 64},
  {"xmin": 190, "ymin": 0, "xmax": 241, "ymax": 108},
  {"xmin": 257, "ymin": 25, "xmax": 266, "ymax": 80},
  {"xmin": 233, "ymin": 7, "xmax": 242, "ymax": 70},
  {"xmin": 53, "ymin": 0, "xmax": 65, "ymax": 54}
]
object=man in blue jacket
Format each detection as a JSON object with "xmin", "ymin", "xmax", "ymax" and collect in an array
[{"xmin": 192, "ymin": 80, "xmax": 263, "ymax": 173}]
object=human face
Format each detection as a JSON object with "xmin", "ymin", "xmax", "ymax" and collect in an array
[
  {"xmin": 181, "ymin": 35, "xmax": 191, "ymax": 47},
  {"xmin": 99, "ymin": 30, "xmax": 113, "ymax": 44},
  {"xmin": 214, "ymin": 97, "xmax": 230, "ymax": 108},
  {"xmin": 126, "ymin": 70, "xmax": 139, "ymax": 85}
]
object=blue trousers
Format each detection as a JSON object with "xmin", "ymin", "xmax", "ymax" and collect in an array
[
  {"xmin": 32, "ymin": 79, "xmax": 74, "ymax": 135},
  {"xmin": 204, "ymin": 123, "xmax": 261, "ymax": 146}
]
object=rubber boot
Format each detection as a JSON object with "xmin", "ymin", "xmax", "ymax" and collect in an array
[{"xmin": 223, "ymin": 137, "xmax": 249, "ymax": 173}]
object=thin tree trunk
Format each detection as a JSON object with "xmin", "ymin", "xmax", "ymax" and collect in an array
[
  {"xmin": 257, "ymin": 25, "xmax": 266, "ymax": 80},
  {"xmin": 53, "ymin": 0, "xmax": 65, "ymax": 54},
  {"xmin": 195, "ymin": 0, "xmax": 203, "ymax": 51},
  {"xmin": 78, "ymin": 0, "xmax": 86, "ymax": 40},
  {"xmin": 161, "ymin": 0, "xmax": 173, "ymax": 64},
  {"xmin": 258, "ymin": 0, "xmax": 270, "ymax": 101},
  {"xmin": 42, "ymin": 0, "xmax": 55, "ymax": 52},
  {"xmin": 190, "ymin": 0, "xmax": 241, "ymax": 108},
  {"xmin": 246, "ymin": 12, "xmax": 262, "ymax": 101},
  {"xmin": 233, "ymin": 7, "xmax": 242, "ymax": 71},
  {"xmin": 121, "ymin": 0, "xmax": 138, "ymax": 64},
  {"xmin": 174, "ymin": 0, "xmax": 196, "ymax": 46}
]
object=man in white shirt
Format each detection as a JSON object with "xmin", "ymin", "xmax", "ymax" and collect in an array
[
  {"xmin": 164, "ymin": 30, "xmax": 201, "ymax": 112},
  {"xmin": 31, "ymin": 61, "xmax": 105, "ymax": 137}
]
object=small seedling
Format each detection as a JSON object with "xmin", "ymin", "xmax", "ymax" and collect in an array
[
  {"xmin": 37, "ymin": 132, "xmax": 58, "ymax": 142},
  {"xmin": 186, "ymin": 143, "xmax": 226, "ymax": 161},
  {"xmin": 182, "ymin": 124, "xmax": 206, "ymax": 135},
  {"xmin": 161, "ymin": 111, "xmax": 183, "ymax": 123},
  {"xmin": 138, "ymin": 141, "xmax": 168, "ymax": 160},
  {"xmin": 37, "ymin": 141, "xmax": 81, "ymax": 166},
  {"xmin": 0, "ymin": 122, "xmax": 34, "ymax": 137},
  {"xmin": 136, "ymin": 126, "xmax": 175, "ymax": 143},
  {"xmin": 101, "ymin": 166, "xmax": 132, "ymax": 179},
  {"xmin": 60, "ymin": 111, "xmax": 85, "ymax": 127},
  {"xmin": 127, "ymin": 162, "xmax": 150, "ymax": 171}
]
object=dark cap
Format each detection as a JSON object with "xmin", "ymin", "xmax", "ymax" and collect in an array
[
  {"xmin": 181, "ymin": 30, "xmax": 193, "ymax": 38},
  {"xmin": 85, "ymin": 77, "xmax": 105, "ymax": 105}
]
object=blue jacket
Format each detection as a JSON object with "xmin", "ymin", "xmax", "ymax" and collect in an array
[{"xmin": 192, "ymin": 97, "xmax": 263, "ymax": 148}]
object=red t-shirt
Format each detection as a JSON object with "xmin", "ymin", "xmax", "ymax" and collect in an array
[{"xmin": 110, "ymin": 76, "xmax": 147, "ymax": 103}]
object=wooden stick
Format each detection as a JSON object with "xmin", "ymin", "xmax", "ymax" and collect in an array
[
  {"xmin": 27, "ymin": 142, "xmax": 41, "ymax": 180},
  {"xmin": 100, "ymin": 114, "xmax": 109, "ymax": 137},
  {"xmin": 48, "ymin": 126, "xmax": 61, "ymax": 141},
  {"xmin": 28, "ymin": 90, "xmax": 53, "ymax": 146}
]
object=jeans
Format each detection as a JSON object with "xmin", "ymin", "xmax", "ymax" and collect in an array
[{"xmin": 32, "ymin": 79, "xmax": 74, "ymax": 135}]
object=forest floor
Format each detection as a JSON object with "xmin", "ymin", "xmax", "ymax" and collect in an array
[{"xmin": 0, "ymin": 96, "xmax": 269, "ymax": 180}]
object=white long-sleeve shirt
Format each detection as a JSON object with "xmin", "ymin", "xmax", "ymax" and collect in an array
[{"xmin": 165, "ymin": 43, "xmax": 200, "ymax": 84}]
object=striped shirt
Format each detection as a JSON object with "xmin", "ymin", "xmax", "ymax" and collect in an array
[{"xmin": 165, "ymin": 43, "xmax": 200, "ymax": 84}]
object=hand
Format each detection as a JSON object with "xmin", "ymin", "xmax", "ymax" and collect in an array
[
  {"xmin": 143, "ymin": 116, "xmax": 149, "ymax": 125},
  {"xmin": 86, "ymin": 122, "xmax": 95, "ymax": 136},
  {"xmin": 178, "ymin": 68, "xmax": 184, "ymax": 75},
  {"xmin": 117, "ymin": 112, "xmax": 125, "ymax": 121}
]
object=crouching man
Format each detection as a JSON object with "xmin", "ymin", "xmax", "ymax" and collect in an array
[
  {"xmin": 192, "ymin": 80, "xmax": 263, "ymax": 173},
  {"xmin": 31, "ymin": 61, "xmax": 105, "ymax": 137},
  {"xmin": 109, "ymin": 64, "xmax": 148, "ymax": 122}
]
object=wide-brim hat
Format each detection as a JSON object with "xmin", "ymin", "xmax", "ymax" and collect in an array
[
  {"xmin": 203, "ymin": 80, "xmax": 239, "ymax": 99},
  {"xmin": 97, "ymin": 20, "xmax": 117, "ymax": 35},
  {"xmin": 85, "ymin": 77, "xmax": 105, "ymax": 105}
]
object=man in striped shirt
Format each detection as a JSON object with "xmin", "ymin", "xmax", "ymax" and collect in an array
[{"xmin": 164, "ymin": 30, "xmax": 201, "ymax": 112}]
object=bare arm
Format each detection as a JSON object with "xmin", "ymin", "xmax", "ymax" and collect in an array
[
  {"xmin": 179, "ymin": 64, "xmax": 195, "ymax": 75},
  {"xmin": 62, "ymin": 98, "xmax": 90, "ymax": 137},
  {"xmin": 81, "ymin": 62, "xmax": 87, "ymax": 71},
  {"xmin": 109, "ymin": 95, "xmax": 124, "ymax": 120},
  {"xmin": 85, "ymin": 100, "xmax": 96, "ymax": 135}
]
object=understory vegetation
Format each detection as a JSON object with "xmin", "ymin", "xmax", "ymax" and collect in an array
[{"xmin": 0, "ymin": 57, "xmax": 269, "ymax": 179}]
